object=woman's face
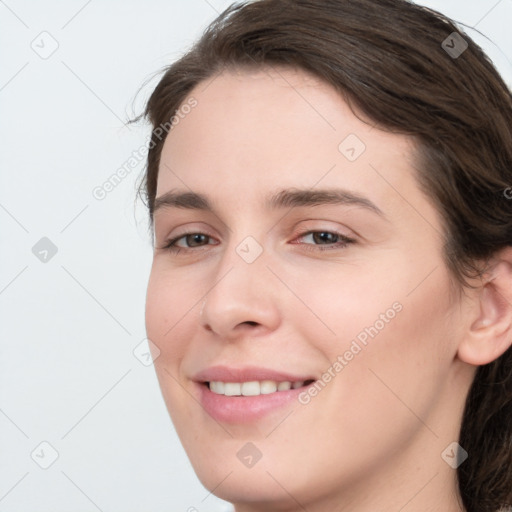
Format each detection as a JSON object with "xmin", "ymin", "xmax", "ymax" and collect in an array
[{"xmin": 145, "ymin": 68, "xmax": 474, "ymax": 510}]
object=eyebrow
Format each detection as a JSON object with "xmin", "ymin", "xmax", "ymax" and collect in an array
[{"xmin": 152, "ymin": 187, "xmax": 385, "ymax": 218}]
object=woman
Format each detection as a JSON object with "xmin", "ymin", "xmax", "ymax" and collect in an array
[{"xmin": 138, "ymin": 0, "xmax": 512, "ymax": 510}]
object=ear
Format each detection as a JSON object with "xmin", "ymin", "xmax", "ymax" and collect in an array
[{"xmin": 457, "ymin": 247, "xmax": 512, "ymax": 366}]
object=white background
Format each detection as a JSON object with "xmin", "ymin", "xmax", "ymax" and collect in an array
[{"xmin": 1, "ymin": 1, "xmax": 511, "ymax": 511}]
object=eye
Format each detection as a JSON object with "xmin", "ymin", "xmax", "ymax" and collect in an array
[
  {"xmin": 160, "ymin": 229, "xmax": 355, "ymax": 254},
  {"xmin": 293, "ymin": 230, "xmax": 356, "ymax": 251},
  {"xmin": 162, "ymin": 232, "xmax": 216, "ymax": 253}
]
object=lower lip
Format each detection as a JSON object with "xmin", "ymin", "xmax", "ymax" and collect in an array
[{"xmin": 197, "ymin": 382, "xmax": 314, "ymax": 424}]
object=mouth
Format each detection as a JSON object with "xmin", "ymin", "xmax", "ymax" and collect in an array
[
  {"xmin": 194, "ymin": 373, "xmax": 317, "ymax": 424},
  {"xmin": 192, "ymin": 365, "xmax": 318, "ymax": 423},
  {"xmin": 204, "ymin": 379, "xmax": 316, "ymax": 397}
]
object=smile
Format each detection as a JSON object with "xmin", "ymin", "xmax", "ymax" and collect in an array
[{"xmin": 208, "ymin": 380, "xmax": 314, "ymax": 396}]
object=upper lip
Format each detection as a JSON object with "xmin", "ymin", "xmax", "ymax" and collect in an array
[{"xmin": 193, "ymin": 365, "xmax": 316, "ymax": 383}]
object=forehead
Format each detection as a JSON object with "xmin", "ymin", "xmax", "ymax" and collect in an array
[{"xmin": 156, "ymin": 67, "xmax": 426, "ymax": 221}]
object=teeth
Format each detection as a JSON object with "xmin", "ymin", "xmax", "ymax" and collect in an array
[
  {"xmin": 241, "ymin": 381, "xmax": 260, "ymax": 396},
  {"xmin": 277, "ymin": 381, "xmax": 292, "ymax": 391},
  {"xmin": 224, "ymin": 382, "xmax": 241, "ymax": 396},
  {"xmin": 209, "ymin": 380, "xmax": 307, "ymax": 396},
  {"xmin": 260, "ymin": 380, "xmax": 277, "ymax": 394},
  {"xmin": 209, "ymin": 381, "xmax": 225, "ymax": 394}
]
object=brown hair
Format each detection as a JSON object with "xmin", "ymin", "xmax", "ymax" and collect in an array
[{"xmin": 135, "ymin": 0, "xmax": 512, "ymax": 509}]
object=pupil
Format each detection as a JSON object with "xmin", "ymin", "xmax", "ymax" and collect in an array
[
  {"xmin": 314, "ymin": 232, "xmax": 336, "ymax": 244},
  {"xmin": 188, "ymin": 234, "xmax": 206, "ymax": 246}
]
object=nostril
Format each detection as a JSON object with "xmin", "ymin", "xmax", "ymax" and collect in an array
[{"xmin": 244, "ymin": 321, "xmax": 258, "ymax": 326}]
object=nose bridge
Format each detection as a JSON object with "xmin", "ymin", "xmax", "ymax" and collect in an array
[
  {"xmin": 208, "ymin": 232, "xmax": 268, "ymax": 303},
  {"xmin": 200, "ymin": 232, "xmax": 279, "ymax": 336}
]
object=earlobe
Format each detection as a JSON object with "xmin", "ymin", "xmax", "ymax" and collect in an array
[{"xmin": 457, "ymin": 251, "xmax": 512, "ymax": 366}]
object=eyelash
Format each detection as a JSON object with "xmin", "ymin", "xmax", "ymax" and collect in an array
[{"xmin": 161, "ymin": 230, "xmax": 356, "ymax": 254}]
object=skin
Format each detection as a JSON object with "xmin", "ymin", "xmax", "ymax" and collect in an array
[{"xmin": 145, "ymin": 67, "xmax": 512, "ymax": 511}]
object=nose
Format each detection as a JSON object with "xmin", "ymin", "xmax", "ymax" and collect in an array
[{"xmin": 199, "ymin": 243, "xmax": 281, "ymax": 340}]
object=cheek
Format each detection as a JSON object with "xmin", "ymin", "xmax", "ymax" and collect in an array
[
  {"xmin": 329, "ymin": 271, "xmax": 455, "ymax": 439},
  {"xmin": 145, "ymin": 264, "xmax": 199, "ymax": 364},
  {"xmin": 290, "ymin": 256, "xmax": 456, "ymax": 418},
  {"xmin": 287, "ymin": 244, "xmax": 454, "ymax": 352},
  {"xmin": 145, "ymin": 266, "xmax": 200, "ymax": 428},
  {"xmin": 283, "ymin": 256, "xmax": 407, "ymax": 344}
]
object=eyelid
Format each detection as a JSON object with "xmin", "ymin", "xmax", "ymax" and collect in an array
[
  {"xmin": 160, "ymin": 231, "xmax": 218, "ymax": 250},
  {"xmin": 156, "ymin": 222, "xmax": 218, "ymax": 247},
  {"xmin": 289, "ymin": 219, "xmax": 357, "ymax": 242},
  {"xmin": 291, "ymin": 229, "xmax": 356, "ymax": 251},
  {"xmin": 294, "ymin": 229, "xmax": 355, "ymax": 242}
]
